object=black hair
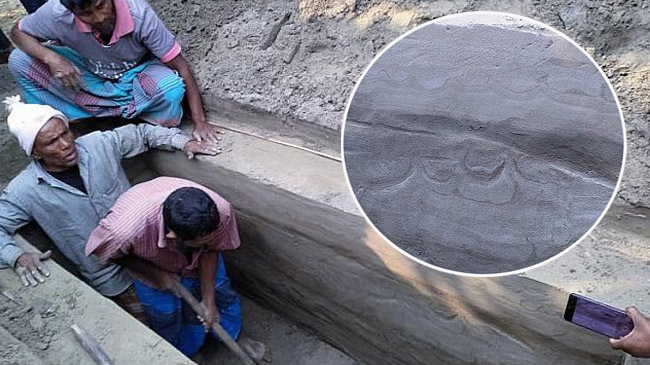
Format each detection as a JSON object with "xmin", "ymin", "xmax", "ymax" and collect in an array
[
  {"xmin": 162, "ymin": 187, "xmax": 219, "ymax": 240},
  {"xmin": 60, "ymin": 0, "xmax": 96, "ymax": 12}
]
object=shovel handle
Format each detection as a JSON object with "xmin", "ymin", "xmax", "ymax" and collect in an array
[
  {"xmin": 71, "ymin": 323, "xmax": 114, "ymax": 365},
  {"xmin": 171, "ymin": 281, "xmax": 256, "ymax": 365}
]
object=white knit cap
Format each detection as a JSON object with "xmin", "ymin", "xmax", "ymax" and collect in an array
[{"xmin": 3, "ymin": 95, "xmax": 69, "ymax": 156}]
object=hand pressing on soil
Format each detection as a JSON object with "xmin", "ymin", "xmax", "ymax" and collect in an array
[
  {"xmin": 198, "ymin": 298, "xmax": 219, "ymax": 332},
  {"xmin": 183, "ymin": 139, "xmax": 222, "ymax": 159},
  {"xmin": 164, "ymin": 54, "xmax": 223, "ymax": 144},
  {"xmin": 14, "ymin": 250, "xmax": 52, "ymax": 287},
  {"xmin": 192, "ymin": 122, "xmax": 224, "ymax": 145},
  {"xmin": 610, "ymin": 307, "xmax": 650, "ymax": 358}
]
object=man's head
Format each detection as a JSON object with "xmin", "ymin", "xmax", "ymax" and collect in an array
[
  {"xmin": 4, "ymin": 95, "xmax": 75, "ymax": 171},
  {"xmin": 61, "ymin": 0, "xmax": 116, "ymax": 35},
  {"xmin": 32, "ymin": 118, "xmax": 78, "ymax": 171},
  {"xmin": 163, "ymin": 187, "xmax": 220, "ymax": 248}
]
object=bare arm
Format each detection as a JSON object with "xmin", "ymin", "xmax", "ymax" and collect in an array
[
  {"xmin": 10, "ymin": 23, "xmax": 83, "ymax": 88},
  {"xmin": 10, "ymin": 24, "xmax": 54, "ymax": 63},
  {"xmin": 198, "ymin": 250, "xmax": 219, "ymax": 328},
  {"xmin": 165, "ymin": 54, "xmax": 222, "ymax": 143},
  {"xmin": 199, "ymin": 251, "xmax": 218, "ymax": 305},
  {"xmin": 116, "ymin": 255, "xmax": 179, "ymax": 292}
]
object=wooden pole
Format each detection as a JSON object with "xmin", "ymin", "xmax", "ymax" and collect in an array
[
  {"xmin": 71, "ymin": 323, "xmax": 114, "ymax": 365},
  {"xmin": 171, "ymin": 281, "xmax": 256, "ymax": 365}
]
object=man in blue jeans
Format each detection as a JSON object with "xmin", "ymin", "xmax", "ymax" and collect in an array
[{"xmin": 86, "ymin": 177, "xmax": 265, "ymax": 359}]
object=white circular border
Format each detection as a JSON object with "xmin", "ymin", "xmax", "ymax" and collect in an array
[{"xmin": 340, "ymin": 11, "xmax": 627, "ymax": 277}]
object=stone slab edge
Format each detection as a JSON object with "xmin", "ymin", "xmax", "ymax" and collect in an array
[{"xmin": 0, "ymin": 236, "xmax": 193, "ymax": 365}]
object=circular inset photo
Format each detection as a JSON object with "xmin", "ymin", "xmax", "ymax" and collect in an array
[{"xmin": 342, "ymin": 12, "xmax": 625, "ymax": 276}]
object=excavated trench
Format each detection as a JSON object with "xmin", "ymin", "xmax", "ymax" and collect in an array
[
  {"xmin": 0, "ymin": 109, "xmax": 626, "ymax": 364},
  {"xmin": 2, "ymin": 0, "xmax": 650, "ymax": 363}
]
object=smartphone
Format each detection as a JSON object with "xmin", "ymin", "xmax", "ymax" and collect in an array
[{"xmin": 564, "ymin": 293, "xmax": 633, "ymax": 338}]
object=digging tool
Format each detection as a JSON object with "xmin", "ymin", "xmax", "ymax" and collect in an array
[
  {"xmin": 171, "ymin": 281, "xmax": 256, "ymax": 365},
  {"xmin": 71, "ymin": 323, "xmax": 114, "ymax": 365}
]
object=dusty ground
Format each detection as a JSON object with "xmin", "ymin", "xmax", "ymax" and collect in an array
[
  {"xmin": 198, "ymin": 296, "xmax": 355, "ymax": 365},
  {"xmin": 526, "ymin": 205, "xmax": 650, "ymax": 310},
  {"xmin": 0, "ymin": 237, "xmax": 192, "ymax": 365}
]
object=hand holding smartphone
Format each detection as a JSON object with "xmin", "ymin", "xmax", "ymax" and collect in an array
[{"xmin": 564, "ymin": 293, "xmax": 633, "ymax": 339}]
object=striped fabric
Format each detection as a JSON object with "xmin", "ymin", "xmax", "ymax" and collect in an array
[
  {"xmin": 112, "ymin": 284, "xmax": 148, "ymax": 325},
  {"xmin": 84, "ymin": 177, "xmax": 243, "ymax": 357},
  {"xmin": 85, "ymin": 176, "xmax": 241, "ymax": 287},
  {"xmin": 8, "ymin": 45, "xmax": 185, "ymax": 126}
]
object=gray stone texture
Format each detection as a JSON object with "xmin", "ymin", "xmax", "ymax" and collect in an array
[{"xmin": 343, "ymin": 15, "xmax": 624, "ymax": 274}]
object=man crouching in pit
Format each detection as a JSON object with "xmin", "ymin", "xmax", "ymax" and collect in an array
[{"xmin": 86, "ymin": 176, "xmax": 266, "ymax": 359}]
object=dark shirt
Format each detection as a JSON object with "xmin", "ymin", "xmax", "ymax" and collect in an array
[{"xmin": 49, "ymin": 165, "xmax": 87, "ymax": 194}]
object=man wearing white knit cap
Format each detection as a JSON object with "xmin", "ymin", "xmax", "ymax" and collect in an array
[
  {"xmin": 4, "ymin": 95, "xmax": 70, "ymax": 157},
  {"xmin": 0, "ymin": 95, "xmax": 219, "ymax": 321}
]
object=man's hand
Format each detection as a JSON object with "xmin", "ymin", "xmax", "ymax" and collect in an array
[
  {"xmin": 183, "ymin": 139, "xmax": 221, "ymax": 159},
  {"xmin": 198, "ymin": 298, "xmax": 219, "ymax": 332},
  {"xmin": 610, "ymin": 307, "xmax": 650, "ymax": 358},
  {"xmin": 44, "ymin": 52, "xmax": 84, "ymax": 89},
  {"xmin": 154, "ymin": 271, "xmax": 181, "ymax": 296},
  {"xmin": 14, "ymin": 250, "xmax": 52, "ymax": 287},
  {"xmin": 192, "ymin": 122, "xmax": 223, "ymax": 144}
]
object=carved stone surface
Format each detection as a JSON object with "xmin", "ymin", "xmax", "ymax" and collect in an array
[{"xmin": 343, "ymin": 14, "xmax": 624, "ymax": 274}]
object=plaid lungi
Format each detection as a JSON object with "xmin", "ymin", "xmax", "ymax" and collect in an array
[
  {"xmin": 8, "ymin": 46, "xmax": 185, "ymax": 126},
  {"xmin": 112, "ymin": 284, "xmax": 148, "ymax": 325}
]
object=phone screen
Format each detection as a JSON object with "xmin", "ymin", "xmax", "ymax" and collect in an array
[{"xmin": 564, "ymin": 293, "xmax": 633, "ymax": 338}]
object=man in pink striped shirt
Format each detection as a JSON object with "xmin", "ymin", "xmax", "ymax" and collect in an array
[{"xmin": 86, "ymin": 176, "xmax": 256, "ymax": 357}]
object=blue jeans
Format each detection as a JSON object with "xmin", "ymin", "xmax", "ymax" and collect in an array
[{"xmin": 133, "ymin": 253, "xmax": 242, "ymax": 356}]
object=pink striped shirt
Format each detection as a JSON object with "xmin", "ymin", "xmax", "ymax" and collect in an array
[{"xmin": 85, "ymin": 177, "xmax": 240, "ymax": 285}]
